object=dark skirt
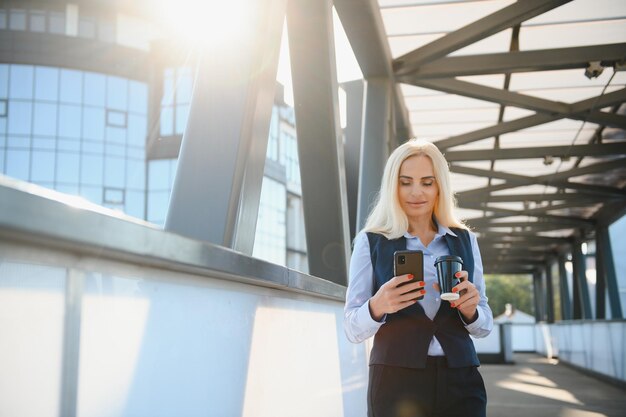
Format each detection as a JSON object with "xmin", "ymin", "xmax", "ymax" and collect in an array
[{"xmin": 367, "ymin": 357, "xmax": 487, "ymax": 417}]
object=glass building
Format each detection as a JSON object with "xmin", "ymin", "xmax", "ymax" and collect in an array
[{"xmin": 0, "ymin": 2, "xmax": 307, "ymax": 270}]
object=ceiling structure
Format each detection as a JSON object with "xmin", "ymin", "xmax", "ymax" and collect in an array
[{"xmin": 370, "ymin": 0, "xmax": 626, "ymax": 274}]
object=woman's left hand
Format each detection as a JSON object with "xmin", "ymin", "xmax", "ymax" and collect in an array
[{"xmin": 434, "ymin": 270, "xmax": 479, "ymax": 323}]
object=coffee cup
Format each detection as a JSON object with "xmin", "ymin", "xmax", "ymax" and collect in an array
[{"xmin": 434, "ymin": 255, "xmax": 463, "ymax": 301}]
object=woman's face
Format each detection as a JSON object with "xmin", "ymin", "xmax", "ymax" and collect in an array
[{"xmin": 397, "ymin": 155, "xmax": 439, "ymax": 221}]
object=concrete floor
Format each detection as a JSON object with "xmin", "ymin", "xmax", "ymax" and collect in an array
[{"xmin": 482, "ymin": 353, "xmax": 626, "ymax": 417}]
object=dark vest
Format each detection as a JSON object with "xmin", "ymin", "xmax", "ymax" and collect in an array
[{"xmin": 366, "ymin": 228, "xmax": 480, "ymax": 368}]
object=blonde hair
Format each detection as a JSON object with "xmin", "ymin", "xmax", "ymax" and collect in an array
[{"xmin": 362, "ymin": 139, "xmax": 466, "ymax": 239}]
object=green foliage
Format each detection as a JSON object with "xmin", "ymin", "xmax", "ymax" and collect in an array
[{"xmin": 484, "ymin": 274, "xmax": 534, "ymax": 317}]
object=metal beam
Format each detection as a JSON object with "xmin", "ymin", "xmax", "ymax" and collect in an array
[
  {"xmin": 466, "ymin": 219, "xmax": 576, "ymax": 230},
  {"xmin": 287, "ymin": 0, "xmax": 351, "ymax": 284},
  {"xmin": 445, "ymin": 142, "xmax": 626, "ymax": 161},
  {"xmin": 571, "ymin": 241, "xmax": 592, "ymax": 319},
  {"xmin": 404, "ymin": 43, "xmax": 626, "ymax": 78},
  {"xmin": 545, "ymin": 263, "xmax": 555, "ymax": 323},
  {"xmin": 596, "ymin": 226, "xmax": 623, "ymax": 318},
  {"xmin": 461, "ymin": 193, "xmax": 606, "ymax": 203},
  {"xmin": 393, "ymin": 0, "xmax": 572, "ymax": 75},
  {"xmin": 558, "ymin": 254, "xmax": 572, "ymax": 320},
  {"xmin": 343, "ymin": 80, "xmax": 365, "ymax": 242},
  {"xmin": 165, "ymin": 0, "xmax": 286, "ymax": 253}
]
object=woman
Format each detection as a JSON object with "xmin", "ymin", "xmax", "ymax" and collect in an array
[{"xmin": 344, "ymin": 139, "xmax": 493, "ymax": 417}]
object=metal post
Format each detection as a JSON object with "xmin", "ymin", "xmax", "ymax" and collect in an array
[
  {"xmin": 343, "ymin": 80, "xmax": 365, "ymax": 243},
  {"xmin": 287, "ymin": 0, "xmax": 351, "ymax": 284},
  {"xmin": 545, "ymin": 262, "xmax": 555, "ymax": 323},
  {"xmin": 533, "ymin": 270, "xmax": 544, "ymax": 322},
  {"xmin": 571, "ymin": 240, "xmax": 592, "ymax": 319},
  {"xmin": 596, "ymin": 225, "xmax": 623, "ymax": 318},
  {"xmin": 558, "ymin": 253, "xmax": 572, "ymax": 320},
  {"xmin": 165, "ymin": 0, "xmax": 287, "ymax": 253}
]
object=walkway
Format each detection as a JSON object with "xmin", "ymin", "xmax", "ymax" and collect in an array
[{"xmin": 483, "ymin": 354, "xmax": 626, "ymax": 417}]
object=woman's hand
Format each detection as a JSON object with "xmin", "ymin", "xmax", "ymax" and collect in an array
[
  {"xmin": 369, "ymin": 274, "xmax": 425, "ymax": 321},
  {"xmin": 434, "ymin": 270, "xmax": 479, "ymax": 322}
]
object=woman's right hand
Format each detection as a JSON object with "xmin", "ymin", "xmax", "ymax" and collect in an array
[{"xmin": 369, "ymin": 274, "xmax": 425, "ymax": 321}]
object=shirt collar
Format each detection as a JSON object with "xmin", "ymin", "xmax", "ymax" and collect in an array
[{"xmin": 403, "ymin": 218, "xmax": 457, "ymax": 239}]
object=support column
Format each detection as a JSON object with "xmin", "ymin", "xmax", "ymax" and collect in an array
[
  {"xmin": 343, "ymin": 80, "xmax": 365, "ymax": 242},
  {"xmin": 287, "ymin": 0, "xmax": 351, "ymax": 284},
  {"xmin": 545, "ymin": 262, "xmax": 555, "ymax": 323},
  {"xmin": 533, "ymin": 270, "xmax": 544, "ymax": 322},
  {"xmin": 357, "ymin": 78, "xmax": 392, "ymax": 232},
  {"xmin": 165, "ymin": 0, "xmax": 286, "ymax": 253},
  {"xmin": 596, "ymin": 225, "xmax": 623, "ymax": 318},
  {"xmin": 558, "ymin": 253, "xmax": 572, "ymax": 320},
  {"xmin": 572, "ymin": 240, "xmax": 593, "ymax": 319}
]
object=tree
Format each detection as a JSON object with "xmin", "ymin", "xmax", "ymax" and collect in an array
[{"xmin": 484, "ymin": 274, "xmax": 534, "ymax": 317}]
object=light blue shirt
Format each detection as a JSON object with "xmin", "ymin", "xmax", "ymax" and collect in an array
[{"xmin": 344, "ymin": 224, "xmax": 493, "ymax": 356}]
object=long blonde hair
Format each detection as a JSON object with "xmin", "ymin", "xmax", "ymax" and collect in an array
[{"xmin": 362, "ymin": 139, "xmax": 466, "ymax": 239}]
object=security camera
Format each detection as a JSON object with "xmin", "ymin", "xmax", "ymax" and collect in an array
[
  {"xmin": 585, "ymin": 61, "xmax": 604, "ymax": 79},
  {"xmin": 543, "ymin": 155, "xmax": 554, "ymax": 166}
]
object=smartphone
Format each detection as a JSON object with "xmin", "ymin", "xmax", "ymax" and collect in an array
[{"xmin": 393, "ymin": 250, "xmax": 424, "ymax": 301}]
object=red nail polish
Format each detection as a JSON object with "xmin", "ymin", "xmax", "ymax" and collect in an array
[
  {"xmin": 455, "ymin": 272, "xmax": 461, "ymax": 278},
  {"xmin": 408, "ymin": 274, "xmax": 414, "ymax": 279},
  {"xmin": 452, "ymin": 287, "xmax": 458, "ymax": 293},
  {"xmin": 450, "ymin": 303, "xmax": 455, "ymax": 307},
  {"xmin": 419, "ymin": 281, "xmax": 425, "ymax": 287}
]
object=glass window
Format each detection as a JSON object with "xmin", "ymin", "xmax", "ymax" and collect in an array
[
  {"xmin": 29, "ymin": 10, "xmax": 46, "ymax": 32},
  {"xmin": 9, "ymin": 9, "xmax": 26, "ymax": 31},
  {"xmin": 59, "ymin": 70, "xmax": 82, "ymax": 104},
  {"xmin": 103, "ymin": 187, "xmax": 124, "ymax": 204},
  {"xmin": 126, "ymin": 159, "xmax": 145, "ymax": 190},
  {"xmin": 33, "ymin": 136, "xmax": 56, "ymax": 150},
  {"xmin": 31, "ymin": 150, "xmax": 55, "ymax": 182},
  {"xmin": 48, "ymin": 12, "xmax": 64, "ymax": 34},
  {"xmin": 160, "ymin": 107, "xmax": 173, "ymax": 136},
  {"xmin": 8, "ymin": 101, "xmax": 32, "ymax": 135},
  {"xmin": 253, "ymin": 176, "xmax": 287, "ymax": 266},
  {"xmin": 0, "ymin": 117, "xmax": 5, "ymax": 134},
  {"xmin": 80, "ymin": 154, "xmax": 103, "ymax": 185},
  {"xmin": 33, "ymin": 103, "xmax": 58, "ymax": 136},
  {"xmin": 106, "ymin": 110, "xmax": 127, "ymax": 127},
  {"xmin": 82, "ymin": 140, "xmax": 103, "ymax": 155},
  {"xmin": 80, "ymin": 186, "xmax": 102, "ymax": 205},
  {"xmin": 84, "ymin": 73, "xmax": 105, "ymax": 106},
  {"xmin": 6, "ymin": 148, "xmax": 30, "ymax": 180},
  {"xmin": 147, "ymin": 190, "xmax": 170, "ymax": 225},
  {"xmin": 107, "ymin": 76, "xmax": 127, "ymax": 111},
  {"xmin": 125, "ymin": 190, "xmax": 145, "ymax": 219},
  {"xmin": 0, "ymin": 11, "xmax": 6, "ymax": 29},
  {"xmin": 0, "ymin": 65, "xmax": 8, "ymax": 98},
  {"xmin": 56, "ymin": 153, "xmax": 80, "ymax": 184},
  {"xmin": 609, "ymin": 215, "xmax": 626, "ymax": 317},
  {"xmin": 57, "ymin": 139, "xmax": 80, "ymax": 152},
  {"xmin": 0, "ymin": 100, "xmax": 7, "ymax": 117},
  {"xmin": 58, "ymin": 104, "xmax": 81, "ymax": 139},
  {"xmin": 35, "ymin": 67, "xmax": 59, "ymax": 101},
  {"xmin": 128, "ymin": 81, "xmax": 147, "ymax": 115},
  {"xmin": 162, "ymin": 69, "xmax": 174, "ymax": 106},
  {"xmin": 148, "ymin": 159, "xmax": 170, "ymax": 190},
  {"xmin": 10, "ymin": 65, "xmax": 34, "ymax": 99},
  {"xmin": 175, "ymin": 104, "xmax": 189, "ymax": 134},
  {"xmin": 127, "ymin": 114, "xmax": 146, "ymax": 147},
  {"xmin": 0, "ymin": 148, "xmax": 4, "ymax": 171},
  {"xmin": 7, "ymin": 135, "xmax": 29, "ymax": 148},
  {"xmin": 127, "ymin": 146, "xmax": 144, "ymax": 159},
  {"xmin": 105, "ymin": 142, "xmax": 125, "ymax": 157},
  {"xmin": 176, "ymin": 68, "xmax": 193, "ymax": 104},
  {"xmin": 78, "ymin": 16, "xmax": 96, "ymax": 38},
  {"xmin": 104, "ymin": 156, "xmax": 125, "ymax": 187},
  {"xmin": 82, "ymin": 107, "xmax": 104, "ymax": 141},
  {"xmin": 106, "ymin": 126, "xmax": 126, "ymax": 145}
]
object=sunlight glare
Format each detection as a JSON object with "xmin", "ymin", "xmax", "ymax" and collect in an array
[{"xmin": 157, "ymin": 0, "xmax": 255, "ymax": 47}]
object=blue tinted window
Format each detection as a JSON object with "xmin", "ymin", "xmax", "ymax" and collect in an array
[
  {"xmin": 160, "ymin": 107, "xmax": 173, "ymax": 136},
  {"xmin": 8, "ymin": 101, "xmax": 32, "ymax": 135},
  {"xmin": 148, "ymin": 159, "xmax": 170, "ymax": 190},
  {"xmin": 56, "ymin": 153, "xmax": 80, "ymax": 183},
  {"xmin": 147, "ymin": 191, "xmax": 169, "ymax": 225},
  {"xmin": 176, "ymin": 68, "xmax": 193, "ymax": 104},
  {"xmin": 107, "ymin": 76, "xmax": 127, "ymax": 111},
  {"xmin": 127, "ymin": 147, "xmax": 143, "ymax": 159},
  {"xmin": 35, "ymin": 67, "xmax": 59, "ymax": 101},
  {"xmin": 56, "ymin": 184, "xmax": 79, "ymax": 195},
  {"xmin": 6, "ymin": 148, "xmax": 29, "ymax": 180},
  {"xmin": 175, "ymin": 104, "xmax": 189, "ymax": 134},
  {"xmin": 0, "ymin": 65, "xmax": 9, "ymax": 98},
  {"xmin": 0, "ymin": 117, "xmax": 6, "ymax": 134},
  {"xmin": 8, "ymin": 135, "xmax": 30, "ymax": 148},
  {"xmin": 9, "ymin": 9, "xmax": 26, "ymax": 31},
  {"xmin": 0, "ymin": 148, "xmax": 4, "ymax": 171},
  {"xmin": 84, "ymin": 73, "xmax": 105, "ymax": 106},
  {"xmin": 31, "ymin": 150, "xmax": 55, "ymax": 182},
  {"xmin": 10, "ymin": 65, "xmax": 34, "ymax": 99},
  {"xmin": 127, "ymin": 114, "xmax": 146, "ymax": 147},
  {"xmin": 125, "ymin": 190, "xmax": 144, "ymax": 218},
  {"xmin": 0, "ymin": 99, "xmax": 7, "ymax": 116},
  {"xmin": 106, "ymin": 126, "xmax": 126, "ymax": 145},
  {"xmin": 33, "ymin": 137, "xmax": 56, "ymax": 150},
  {"xmin": 82, "ymin": 107, "xmax": 104, "ymax": 141},
  {"xmin": 105, "ymin": 143, "xmax": 125, "ymax": 157},
  {"xmin": 104, "ymin": 156, "xmax": 124, "ymax": 187},
  {"xmin": 104, "ymin": 188, "xmax": 124, "ymax": 204},
  {"xmin": 126, "ymin": 159, "xmax": 145, "ymax": 190},
  {"xmin": 82, "ymin": 141, "xmax": 103, "ymax": 154},
  {"xmin": 128, "ymin": 81, "xmax": 147, "ymax": 115},
  {"xmin": 79, "ymin": 186, "xmax": 102, "ymax": 205},
  {"xmin": 59, "ymin": 105, "xmax": 82, "ymax": 139},
  {"xmin": 106, "ymin": 110, "xmax": 126, "ymax": 127},
  {"xmin": 162, "ymin": 69, "xmax": 174, "ymax": 106},
  {"xmin": 80, "ymin": 154, "xmax": 103, "ymax": 185},
  {"xmin": 60, "ymin": 70, "xmax": 82, "ymax": 104},
  {"xmin": 0, "ymin": 134, "xmax": 5, "ymax": 147},
  {"xmin": 58, "ymin": 139, "xmax": 80, "ymax": 152},
  {"xmin": 33, "ymin": 103, "xmax": 58, "ymax": 136}
]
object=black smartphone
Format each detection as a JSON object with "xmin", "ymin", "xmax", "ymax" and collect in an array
[{"xmin": 393, "ymin": 250, "xmax": 424, "ymax": 300}]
